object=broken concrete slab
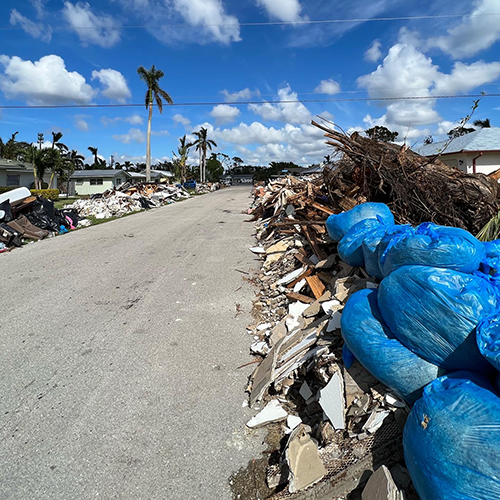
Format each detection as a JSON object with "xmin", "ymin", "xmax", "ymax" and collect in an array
[
  {"xmin": 246, "ymin": 400, "xmax": 288, "ymax": 428},
  {"xmin": 361, "ymin": 465, "xmax": 405, "ymax": 500},
  {"xmin": 319, "ymin": 371, "xmax": 345, "ymax": 430},
  {"xmin": 286, "ymin": 424, "xmax": 326, "ymax": 493},
  {"xmin": 303, "ymin": 300, "xmax": 321, "ymax": 318}
]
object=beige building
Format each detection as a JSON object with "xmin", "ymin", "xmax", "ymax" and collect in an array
[
  {"xmin": 0, "ymin": 159, "xmax": 50, "ymax": 188},
  {"xmin": 415, "ymin": 127, "xmax": 500, "ymax": 175}
]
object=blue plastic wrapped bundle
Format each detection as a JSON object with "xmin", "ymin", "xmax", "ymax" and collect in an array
[
  {"xmin": 379, "ymin": 222, "xmax": 485, "ymax": 278},
  {"xmin": 403, "ymin": 372, "xmax": 500, "ymax": 500},
  {"xmin": 485, "ymin": 240, "xmax": 500, "ymax": 258},
  {"xmin": 477, "ymin": 313, "xmax": 500, "ymax": 371},
  {"xmin": 361, "ymin": 223, "xmax": 388, "ymax": 279},
  {"xmin": 338, "ymin": 218, "xmax": 385, "ymax": 267},
  {"xmin": 341, "ymin": 289, "xmax": 443, "ymax": 405},
  {"xmin": 325, "ymin": 202, "xmax": 394, "ymax": 242},
  {"xmin": 378, "ymin": 266, "xmax": 498, "ymax": 373}
]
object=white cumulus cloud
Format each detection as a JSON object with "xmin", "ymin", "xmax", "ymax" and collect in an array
[
  {"xmin": 221, "ymin": 88, "xmax": 261, "ymax": 102},
  {"xmin": 74, "ymin": 115, "xmax": 90, "ymax": 132},
  {"xmin": 364, "ymin": 40, "xmax": 382, "ymax": 62},
  {"xmin": 173, "ymin": 114, "xmax": 191, "ymax": 126},
  {"xmin": 0, "ymin": 54, "xmax": 94, "ymax": 104},
  {"xmin": 256, "ymin": 0, "xmax": 304, "ymax": 22},
  {"xmin": 91, "ymin": 69, "xmax": 131, "ymax": 102},
  {"xmin": 315, "ymin": 79, "xmax": 341, "ymax": 95},
  {"xmin": 427, "ymin": 0, "xmax": 500, "ymax": 59},
  {"xmin": 62, "ymin": 1, "xmax": 121, "ymax": 48},
  {"xmin": 10, "ymin": 9, "xmax": 52, "ymax": 42},
  {"xmin": 112, "ymin": 128, "xmax": 145, "ymax": 144},
  {"xmin": 210, "ymin": 104, "xmax": 240, "ymax": 124},
  {"xmin": 248, "ymin": 85, "xmax": 311, "ymax": 124}
]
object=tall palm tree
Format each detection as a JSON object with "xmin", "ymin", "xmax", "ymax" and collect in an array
[
  {"xmin": 473, "ymin": 118, "xmax": 491, "ymax": 128},
  {"xmin": 67, "ymin": 150, "xmax": 85, "ymax": 170},
  {"xmin": 137, "ymin": 65, "xmax": 173, "ymax": 182},
  {"xmin": 24, "ymin": 145, "xmax": 48, "ymax": 189},
  {"xmin": 52, "ymin": 131, "xmax": 63, "ymax": 149},
  {"xmin": 192, "ymin": 127, "xmax": 217, "ymax": 183}
]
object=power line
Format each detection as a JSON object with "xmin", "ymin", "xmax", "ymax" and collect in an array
[
  {"xmin": 0, "ymin": 93, "xmax": 498, "ymax": 110},
  {"xmin": 1, "ymin": 13, "xmax": 499, "ymax": 31}
]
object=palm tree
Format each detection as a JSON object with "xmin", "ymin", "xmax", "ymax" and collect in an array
[
  {"xmin": 24, "ymin": 145, "xmax": 49, "ymax": 189},
  {"xmin": 88, "ymin": 146, "xmax": 98, "ymax": 166},
  {"xmin": 137, "ymin": 65, "xmax": 173, "ymax": 182},
  {"xmin": 473, "ymin": 118, "xmax": 491, "ymax": 128},
  {"xmin": 66, "ymin": 150, "xmax": 85, "ymax": 170},
  {"xmin": 173, "ymin": 135, "xmax": 192, "ymax": 183},
  {"xmin": 192, "ymin": 127, "xmax": 217, "ymax": 183}
]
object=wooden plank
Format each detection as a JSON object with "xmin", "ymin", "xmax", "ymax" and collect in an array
[
  {"xmin": 311, "ymin": 202, "xmax": 335, "ymax": 215},
  {"xmin": 287, "ymin": 268, "xmax": 313, "ymax": 289},
  {"xmin": 286, "ymin": 292, "xmax": 315, "ymax": 304},
  {"xmin": 306, "ymin": 275, "xmax": 326, "ymax": 299},
  {"xmin": 294, "ymin": 252, "xmax": 316, "ymax": 268}
]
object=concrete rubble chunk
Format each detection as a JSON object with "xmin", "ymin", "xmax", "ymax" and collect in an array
[
  {"xmin": 319, "ymin": 371, "xmax": 345, "ymax": 430},
  {"xmin": 264, "ymin": 240, "xmax": 290, "ymax": 267},
  {"xmin": 303, "ymin": 300, "xmax": 321, "ymax": 318},
  {"xmin": 286, "ymin": 424, "xmax": 326, "ymax": 493},
  {"xmin": 362, "ymin": 465, "xmax": 405, "ymax": 500},
  {"xmin": 246, "ymin": 400, "xmax": 287, "ymax": 428}
]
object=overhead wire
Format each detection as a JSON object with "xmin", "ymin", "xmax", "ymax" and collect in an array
[{"xmin": 0, "ymin": 93, "xmax": 499, "ymax": 110}]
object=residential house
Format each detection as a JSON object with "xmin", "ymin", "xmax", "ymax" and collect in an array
[
  {"xmin": 415, "ymin": 127, "xmax": 500, "ymax": 175},
  {"xmin": 0, "ymin": 159, "xmax": 50, "ymax": 188},
  {"xmin": 69, "ymin": 170, "xmax": 129, "ymax": 196}
]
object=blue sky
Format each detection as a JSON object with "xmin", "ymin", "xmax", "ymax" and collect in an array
[{"xmin": 1, "ymin": 0, "xmax": 500, "ymax": 166}]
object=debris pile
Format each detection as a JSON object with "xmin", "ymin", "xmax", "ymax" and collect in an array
[
  {"xmin": 0, "ymin": 187, "xmax": 84, "ymax": 251},
  {"xmin": 312, "ymin": 120, "xmax": 500, "ymax": 235},
  {"xmin": 244, "ymin": 177, "xmax": 414, "ymax": 498},
  {"xmin": 67, "ymin": 183, "xmax": 190, "ymax": 219},
  {"xmin": 243, "ymin": 160, "xmax": 500, "ymax": 498}
]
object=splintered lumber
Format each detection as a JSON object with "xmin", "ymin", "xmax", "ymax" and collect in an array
[
  {"xmin": 306, "ymin": 275, "xmax": 326, "ymax": 299},
  {"xmin": 312, "ymin": 120, "xmax": 500, "ymax": 234},
  {"xmin": 286, "ymin": 292, "xmax": 315, "ymax": 304}
]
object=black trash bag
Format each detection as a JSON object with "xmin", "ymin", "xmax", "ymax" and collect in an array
[
  {"xmin": 0, "ymin": 200, "xmax": 13, "ymax": 223},
  {"xmin": 59, "ymin": 209, "xmax": 79, "ymax": 227},
  {"xmin": 30, "ymin": 197, "xmax": 55, "ymax": 219},
  {"xmin": 26, "ymin": 213, "xmax": 59, "ymax": 232},
  {"xmin": 0, "ymin": 223, "xmax": 22, "ymax": 247}
]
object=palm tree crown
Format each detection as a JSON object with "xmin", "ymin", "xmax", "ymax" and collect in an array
[
  {"xmin": 192, "ymin": 127, "xmax": 217, "ymax": 183},
  {"xmin": 473, "ymin": 118, "xmax": 491, "ymax": 128},
  {"xmin": 137, "ymin": 65, "xmax": 173, "ymax": 113}
]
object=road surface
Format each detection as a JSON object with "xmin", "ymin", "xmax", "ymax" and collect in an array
[{"xmin": 0, "ymin": 186, "xmax": 264, "ymax": 500}]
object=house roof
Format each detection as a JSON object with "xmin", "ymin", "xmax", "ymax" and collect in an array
[
  {"xmin": 0, "ymin": 158, "xmax": 34, "ymax": 171},
  {"xmin": 128, "ymin": 172, "xmax": 147, "ymax": 179},
  {"xmin": 70, "ymin": 169, "xmax": 129, "ymax": 179},
  {"xmin": 415, "ymin": 127, "xmax": 500, "ymax": 157}
]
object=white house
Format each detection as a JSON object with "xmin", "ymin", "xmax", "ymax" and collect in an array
[
  {"xmin": 0, "ymin": 159, "xmax": 50, "ymax": 188},
  {"xmin": 69, "ymin": 170, "xmax": 129, "ymax": 196},
  {"xmin": 415, "ymin": 127, "xmax": 500, "ymax": 175}
]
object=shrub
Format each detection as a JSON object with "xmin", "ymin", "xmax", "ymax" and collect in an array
[
  {"xmin": 0, "ymin": 187, "xmax": 15, "ymax": 195},
  {"xmin": 30, "ymin": 189, "xmax": 60, "ymax": 201}
]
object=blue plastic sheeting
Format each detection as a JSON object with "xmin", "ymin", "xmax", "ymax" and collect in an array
[
  {"xmin": 403, "ymin": 373, "xmax": 500, "ymax": 500},
  {"xmin": 477, "ymin": 313, "xmax": 500, "ymax": 371},
  {"xmin": 338, "ymin": 219, "xmax": 384, "ymax": 267},
  {"xmin": 341, "ymin": 289, "xmax": 443, "ymax": 405},
  {"xmin": 485, "ymin": 240, "xmax": 500, "ymax": 258},
  {"xmin": 325, "ymin": 202, "xmax": 394, "ymax": 242},
  {"xmin": 379, "ymin": 223, "xmax": 485, "ymax": 278},
  {"xmin": 361, "ymin": 224, "xmax": 388, "ymax": 279},
  {"xmin": 378, "ymin": 266, "xmax": 498, "ymax": 373}
]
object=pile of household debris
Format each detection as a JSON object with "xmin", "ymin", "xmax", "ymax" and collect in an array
[
  {"xmin": 67, "ymin": 182, "xmax": 190, "ymax": 219},
  {"xmin": 242, "ymin": 126, "xmax": 500, "ymax": 499},
  {"xmin": 245, "ymin": 176, "xmax": 411, "ymax": 499},
  {"xmin": 0, "ymin": 187, "xmax": 87, "ymax": 253}
]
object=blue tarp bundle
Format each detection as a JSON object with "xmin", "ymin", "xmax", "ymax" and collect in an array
[
  {"xmin": 477, "ymin": 313, "xmax": 500, "ymax": 371},
  {"xmin": 378, "ymin": 266, "xmax": 498, "ymax": 373},
  {"xmin": 403, "ymin": 373, "xmax": 500, "ymax": 500},
  {"xmin": 379, "ymin": 223, "xmax": 485, "ymax": 278},
  {"xmin": 325, "ymin": 202, "xmax": 394, "ymax": 242},
  {"xmin": 341, "ymin": 289, "xmax": 443, "ymax": 404}
]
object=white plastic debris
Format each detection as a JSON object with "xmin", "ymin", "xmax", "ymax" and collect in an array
[
  {"xmin": 293, "ymin": 278, "xmax": 307, "ymax": 293},
  {"xmin": 249, "ymin": 246, "xmax": 266, "ymax": 254},
  {"xmin": 246, "ymin": 400, "xmax": 288, "ymax": 428},
  {"xmin": 277, "ymin": 267, "xmax": 306, "ymax": 286}
]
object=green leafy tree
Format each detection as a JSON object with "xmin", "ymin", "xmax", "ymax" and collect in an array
[
  {"xmin": 22, "ymin": 145, "xmax": 51, "ymax": 189},
  {"xmin": 206, "ymin": 153, "xmax": 224, "ymax": 182},
  {"xmin": 447, "ymin": 127, "xmax": 475, "ymax": 139},
  {"xmin": 137, "ymin": 64, "xmax": 173, "ymax": 182},
  {"xmin": 0, "ymin": 132, "xmax": 29, "ymax": 160},
  {"xmin": 172, "ymin": 135, "xmax": 192, "ymax": 183},
  {"xmin": 192, "ymin": 127, "xmax": 217, "ymax": 183},
  {"xmin": 365, "ymin": 126, "xmax": 399, "ymax": 142}
]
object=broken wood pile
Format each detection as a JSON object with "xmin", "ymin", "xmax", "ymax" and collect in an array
[
  {"xmin": 244, "ymin": 176, "xmax": 416, "ymax": 499},
  {"xmin": 312, "ymin": 120, "xmax": 500, "ymax": 235}
]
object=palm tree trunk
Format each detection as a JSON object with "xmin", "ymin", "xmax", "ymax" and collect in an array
[
  {"xmin": 199, "ymin": 149, "xmax": 203, "ymax": 183},
  {"xmin": 202, "ymin": 147, "xmax": 206, "ymax": 184},
  {"xmin": 48, "ymin": 171, "xmax": 55, "ymax": 189},
  {"xmin": 146, "ymin": 99, "xmax": 153, "ymax": 183}
]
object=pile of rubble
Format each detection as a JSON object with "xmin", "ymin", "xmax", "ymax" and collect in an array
[
  {"xmin": 0, "ymin": 187, "xmax": 87, "ymax": 252},
  {"xmin": 67, "ymin": 183, "xmax": 190, "ymax": 219},
  {"xmin": 244, "ymin": 176, "xmax": 414, "ymax": 498}
]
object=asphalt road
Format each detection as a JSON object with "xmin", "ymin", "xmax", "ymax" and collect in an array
[{"xmin": 0, "ymin": 186, "xmax": 264, "ymax": 500}]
